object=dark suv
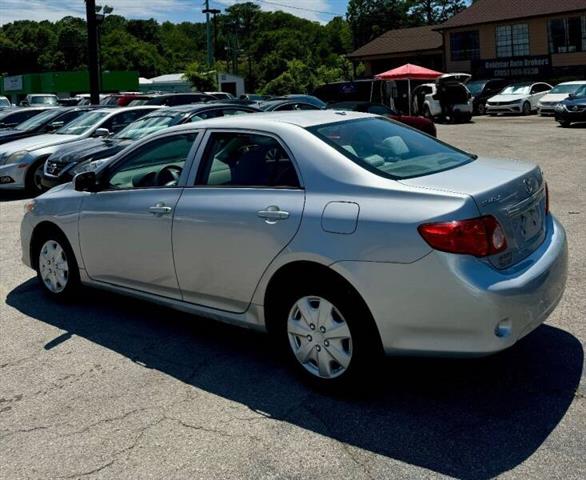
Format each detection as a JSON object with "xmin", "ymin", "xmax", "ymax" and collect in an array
[{"xmin": 467, "ymin": 79, "xmax": 510, "ymax": 115}]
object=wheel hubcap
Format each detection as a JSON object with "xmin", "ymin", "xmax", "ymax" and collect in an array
[
  {"xmin": 39, "ymin": 240, "xmax": 69, "ymax": 293},
  {"xmin": 287, "ymin": 296, "xmax": 353, "ymax": 379}
]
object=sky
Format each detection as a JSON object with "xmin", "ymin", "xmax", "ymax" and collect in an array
[{"xmin": 0, "ymin": 0, "xmax": 351, "ymax": 25}]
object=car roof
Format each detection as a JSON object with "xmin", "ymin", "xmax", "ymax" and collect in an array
[
  {"xmin": 557, "ymin": 80, "xmax": 586, "ymax": 85},
  {"xmin": 155, "ymin": 103, "xmax": 258, "ymax": 114},
  {"xmin": 91, "ymin": 106, "xmax": 161, "ymax": 115},
  {"xmin": 151, "ymin": 111, "xmax": 373, "ymax": 135}
]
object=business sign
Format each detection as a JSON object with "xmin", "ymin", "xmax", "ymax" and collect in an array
[
  {"xmin": 3, "ymin": 75, "xmax": 23, "ymax": 92},
  {"xmin": 473, "ymin": 56, "xmax": 552, "ymax": 78}
]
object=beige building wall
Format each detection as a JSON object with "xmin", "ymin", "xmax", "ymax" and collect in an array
[{"xmin": 444, "ymin": 11, "xmax": 586, "ymax": 73}]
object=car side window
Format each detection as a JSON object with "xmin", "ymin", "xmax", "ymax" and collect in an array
[
  {"xmin": 102, "ymin": 110, "xmax": 150, "ymax": 134},
  {"xmin": 105, "ymin": 133, "xmax": 198, "ymax": 190},
  {"xmin": 222, "ymin": 108, "xmax": 252, "ymax": 116},
  {"xmin": 196, "ymin": 132, "xmax": 300, "ymax": 188}
]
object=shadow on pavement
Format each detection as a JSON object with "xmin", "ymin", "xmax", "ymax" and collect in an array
[
  {"xmin": 6, "ymin": 279, "xmax": 583, "ymax": 480},
  {"xmin": 0, "ymin": 191, "xmax": 32, "ymax": 202}
]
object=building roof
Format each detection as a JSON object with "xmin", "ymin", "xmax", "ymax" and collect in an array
[
  {"xmin": 347, "ymin": 25, "xmax": 443, "ymax": 59},
  {"xmin": 439, "ymin": 0, "xmax": 586, "ymax": 29}
]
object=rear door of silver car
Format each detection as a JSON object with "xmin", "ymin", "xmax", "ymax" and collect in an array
[{"xmin": 173, "ymin": 129, "xmax": 305, "ymax": 312}]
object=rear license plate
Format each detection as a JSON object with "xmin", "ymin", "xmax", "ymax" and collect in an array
[{"xmin": 517, "ymin": 206, "xmax": 542, "ymax": 240}]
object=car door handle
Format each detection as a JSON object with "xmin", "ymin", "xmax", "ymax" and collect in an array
[
  {"xmin": 257, "ymin": 206, "xmax": 290, "ymax": 222},
  {"xmin": 149, "ymin": 203, "xmax": 172, "ymax": 215}
]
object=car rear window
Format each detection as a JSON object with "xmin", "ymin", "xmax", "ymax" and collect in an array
[{"xmin": 308, "ymin": 117, "xmax": 474, "ymax": 180}]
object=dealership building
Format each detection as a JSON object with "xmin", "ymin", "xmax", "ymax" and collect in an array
[{"xmin": 349, "ymin": 0, "xmax": 586, "ymax": 80}]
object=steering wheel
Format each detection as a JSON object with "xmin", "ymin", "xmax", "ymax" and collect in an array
[{"xmin": 155, "ymin": 165, "xmax": 183, "ymax": 187}]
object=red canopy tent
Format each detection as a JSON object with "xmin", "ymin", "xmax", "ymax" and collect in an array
[{"xmin": 374, "ymin": 64, "xmax": 443, "ymax": 115}]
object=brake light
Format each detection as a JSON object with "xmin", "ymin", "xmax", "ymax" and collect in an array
[
  {"xmin": 418, "ymin": 216, "xmax": 507, "ymax": 257},
  {"xmin": 545, "ymin": 182, "xmax": 549, "ymax": 214}
]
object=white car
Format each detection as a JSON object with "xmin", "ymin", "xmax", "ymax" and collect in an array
[
  {"xmin": 411, "ymin": 74, "xmax": 473, "ymax": 123},
  {"xmin": 486, "ymin": 82, "xmax": 552, "ymax": 116},
  {"xmin": 538, "ymin": 81, "xmax": 586, "ymax": 116}
]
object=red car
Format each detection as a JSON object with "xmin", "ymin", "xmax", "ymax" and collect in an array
[{"xmin": 328, "ymin": 101, "xmax": 437, "ymax": 137}]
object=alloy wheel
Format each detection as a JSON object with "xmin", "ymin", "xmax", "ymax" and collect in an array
[
  {"xmin": 32, "ymin": 162, "xmax": 45, "ymax": 194},
  {"xmin": 287, "ymin": 296, "xmax": 353, "ymax": 379},
  {"xmin": 39, "ymin": 240, "xmax": 69, "ymax": 293}
]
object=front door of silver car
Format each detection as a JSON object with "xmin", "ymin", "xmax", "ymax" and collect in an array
[
  {"xmin": 173, "ymin": 130, "xmax": 305, "ymax": 312},
  {"xmin": 78, "ymin": 132, "xmax": 200, "ymax": 298}
]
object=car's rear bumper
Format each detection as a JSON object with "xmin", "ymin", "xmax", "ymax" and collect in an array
[{"xmin": 333, "ymin": 215, "xmax": 567, "ymax": 356}]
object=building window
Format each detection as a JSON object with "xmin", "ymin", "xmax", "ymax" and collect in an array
[
  {"xmin": 549, "ymin": 16, "xmax": 586, "ymax": 53},
  {"xmin": 450, "ymin": 31, "xmax": 480, "ymax": 61},
  {"xmin": 496, "ymin": 24, "xmax": 529, "ymax": 57}
]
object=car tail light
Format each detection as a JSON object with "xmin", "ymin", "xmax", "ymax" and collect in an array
[
  {"xmin": 418, "ymin": 216, "xmax": 507, "ymax": 257},
  {"xmin": 545, "ymin": 182, "xmax": 550, "ymax": 214}
]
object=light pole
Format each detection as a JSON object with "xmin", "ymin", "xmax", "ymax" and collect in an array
[
  {"xmin": 85, "ymin": 0, "xmax": 100, "ymax": 104},
  {"xmin": 203, "ymin": 0, "xmax": 214, "ymax": 67},
  {"xmin": 95, "ymin": 5, "xmax": 114, "ymax": 95}
]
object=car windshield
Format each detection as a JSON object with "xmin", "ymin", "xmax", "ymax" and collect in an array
[
  {"xmin": 574, "ymin": 85, "xmax": 586, "ymax": 97},
  {"xmin": 14, "ymin": 109, "xmax": 61, "ymax": 131},
  {"xmin": 30, "ymin": 96, "xmax": 58, "ymax": 105},
  {"xmin": 55, "ymin": 111, "xmax": 109, "ymax": 135},
  {"xmin": 0, "ymin": 98, "xmax": 10, "ymax": 107},
  {"xmin": 466, "ymin": 81, "xmax": 488, "ymax": 96},
  {"xmin": 550, "ymin": 83, "xmax": 586, "ymax": 94},
  {"xmin": 500, "ymin": 85, "xmax": 531, "ymax": 95},
  {"xmin": 113, "ymin": 114, "xmax": 182, "ymax": 140},
  {"xmin": 308, "ymin": 117, "xmax": 473, "ymax": 180}
]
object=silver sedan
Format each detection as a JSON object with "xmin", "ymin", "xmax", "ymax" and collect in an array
[{"xmin": 20, "ymin": 111, "xmax": 568, "ymax": 387}]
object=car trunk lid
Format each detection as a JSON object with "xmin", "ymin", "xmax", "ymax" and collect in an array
[{"xmin": 400, "ymin": 157, "xmax": 547, "ymax": 269}]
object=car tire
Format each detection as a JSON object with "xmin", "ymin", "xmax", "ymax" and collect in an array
[
  {"xmin": 35, "ymin": 230, "xmax": 80, "ymax": 300},
  {"xmin": 25, "ymin": 158, "xmax": 48, "ymax": 196},
  {"xmin": 522, "ymin": 102, "xmax": 531, "ymax": 116},
  {"xmin": 477, "ymin": 103, "xmax": 486, "ymax": 116},
  {"xmin": 559, "ymin": 120, "xmax": 571, "ymax": 128},
  {"xmin": 274, "ymin": 280, "xmax": 381, "ymax": 389},
  {"xmin": 423, "ymin": 105, "xmax": 433, "ymax": 120}
]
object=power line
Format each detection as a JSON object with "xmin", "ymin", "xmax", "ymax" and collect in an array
[{"xmin": 211, "ymin": 0, "xmax": 345, "ymax": 17}]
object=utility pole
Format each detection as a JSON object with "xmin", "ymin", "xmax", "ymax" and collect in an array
[
  {"xmin": 85, "ymin": 0, "xmax": 100, "ymax": 104},
  {"xmin": 204, "ymin": 0, "xmax": 213, "ymax": 67}
]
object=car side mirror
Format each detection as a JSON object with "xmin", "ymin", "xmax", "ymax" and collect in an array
[
  {"xmin": 94, "ymin": 128, "xmax": 110, "ymax": 138},
  {"xmin": 568, "ymin": 93, "xmax": 576, "ymax": 99},
  {"xmin": 47, "ymin": 121, "xmax": 64, "ymax": 132},
  {"xmin": 74, "ymin": 171, "xmax": 100, "ymax": 192}
]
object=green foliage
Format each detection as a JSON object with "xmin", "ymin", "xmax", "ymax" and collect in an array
[{"xmin": 183, "ymin": 61, "xmax": 217, "ymax": 91}]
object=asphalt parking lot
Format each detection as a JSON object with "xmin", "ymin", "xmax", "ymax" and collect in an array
[{"xmin": 0, "ymin": 115, "xmax": 584, "ymax": 480}]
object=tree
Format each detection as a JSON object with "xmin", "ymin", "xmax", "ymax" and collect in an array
[
  {"xmin": 346, "ymin": 0, "xmax": 412, "ymax": 49},
  {"xmin": 408, "ymin": 0, "xmax": 467, "ymax": 25},
  {"xmin": 184, "ymin": 61, "xmax": 217, "ymax": 91}
]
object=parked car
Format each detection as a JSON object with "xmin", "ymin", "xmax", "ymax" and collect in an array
[
  {"xmin": 0, "ymin": 106, "xmax": 100, "ymax": 146},
  {"xmin": 20, "ymin": 94, "xmax": 59, "ymax": 107},
  {"xmin": 259, "ymin": 99, "xmax": 324, "ymax": 111},
  {"xmin": 328, "ymin": 101, "xmax": 436, "ymax": 137},
  {"xmin": 0, "ymin": 107, "xmax": 56, "ymax": 129},
  {"xmin": 554, "ymin": 85, "xmax": 586, "ymax": 127},
  {"xmin": 143, "ymin": 93, "xmax": 216, "ymax": 106},
  {"xmin": 412, "ymin": 74, "xmax": 473, "ymax": 123},
  {"xmin": 313, "ymin": 80, "xmax": 385, "ymax": 104},
  {"xmin": 486, "ymin": 82, "xmax": 552, "ymax": 116},
  {"xmin": 0, "ymin": 106, "xmax": 158, "ymax": 194},
  {"xmin": 100, "ymin": 93, "xmax": 149, "ymax": 107},
  {"xmin": 42, "ymin": 103, "xmax": 261, "ymax": 189},
  {"xmin": 538, "ymin": 81, "xmax": 586, "ymax": 116},
  {"xmin": 0, "ymin": 96, "xmax": 12, "ymax": 109},
  {"xmin": 205, "ymin": 91, "xmax": 235, "ymax": 100},
  {"xmin": 271, "ymin": 95, "xmax": 327, "ymax": 109},
  {"xmin": 21, "ymin": 111, "xmax": 567, "ymax": 387},
  {"xmin": 239, "ymin": 94, "xmax": 272, "ymax": 101},
  {"xmin": 466, "ymin": 78, "xmax": 510, "ymax": 115}
]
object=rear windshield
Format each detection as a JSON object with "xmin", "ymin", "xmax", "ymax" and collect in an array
[
  {"xmin": 308, "ymin": 117, "xmax": 473, "ymax": 180},
  {"xmin": 30, "ymin": 95, "xmax": 58, "ymax": 105}
]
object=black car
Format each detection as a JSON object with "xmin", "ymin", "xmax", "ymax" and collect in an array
[
  {"xmin": 467, "ymin": 78, "xmax": 510, "ymax": 115},
  {"xmin": 554, "ymin": 85, "xmax": 586, "ymax": 127},
  {"xmin": 0, "ymin": 106, "xmax": 100, "ymax": 146},
  {"xmin": 0, "ymin": 107, "xmax": 56, "ymax": 130},
  {"xmin": 42, "ymin": 103, "xmax": 260, "ymax": 188},
  {"xmin": 143, "ymin": 93, "xmax": 216, "ymax": 106},
  {"xmin": 258, "ymin": 99, "xmax": 323, "ymax": 111}
]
